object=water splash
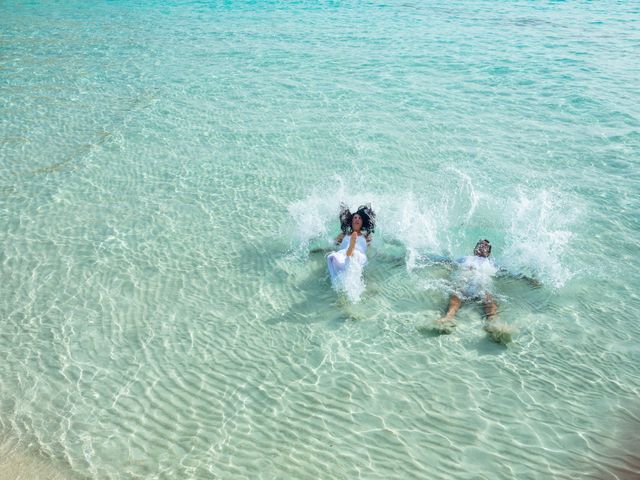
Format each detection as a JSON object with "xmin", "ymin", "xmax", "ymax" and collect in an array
[
  {"xmin": 286, "ymin": 176, "xmax": 577, "ymax": 302},
  {"xmin": 378, "ymin": 193, "xmax": 444, "ymax": 271},
  {"xmin": 286, "ymin": 177, "xmax": 347, "ymax": 247},
  {"xmin": 501, "ymin": 189, "xmax": 575, "ymax": 289},
  {"xmin": 445, "ymin": 166, "xmax": 480, "ymax": 226}
]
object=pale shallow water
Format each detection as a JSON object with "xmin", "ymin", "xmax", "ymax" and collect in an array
[{"xmin": 1, "ymin": 1, "xmax": 639, "ymax": 479}]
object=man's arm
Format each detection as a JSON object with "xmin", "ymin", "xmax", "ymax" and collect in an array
[
  {"xmin": 346, "ymin": 232, "xmax": 357, "ymax": 257},
  {"xmin": 497, "ymin": 267, "xmax": 541, "ymax": 287},
  {"xmin": 309, "ymin": 233, "xmax": 345, "ymax": 254}
]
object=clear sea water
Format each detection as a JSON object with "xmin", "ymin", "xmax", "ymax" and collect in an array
[{"xmin": 1, "ymin": 1, "xmax": 639, "ymax": 478}]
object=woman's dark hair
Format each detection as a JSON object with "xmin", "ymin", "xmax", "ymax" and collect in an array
[{"xmin": 339, "ymin": 203, "xmax": 376, "ymax": 234}]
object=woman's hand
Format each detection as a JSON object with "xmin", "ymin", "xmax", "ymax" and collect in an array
[{"xmin": 346, "ymin": 232, "xmax": 358, "ymax": 257}]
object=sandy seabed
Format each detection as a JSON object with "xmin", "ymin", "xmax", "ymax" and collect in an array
[{"xmin": 0, "ymin": 438, "xmax": 76, "ymax": 480}]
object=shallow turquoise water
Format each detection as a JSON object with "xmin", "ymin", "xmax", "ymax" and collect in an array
[{"xmin": 1, "ymin": 1, "xmax": 639, "ymax": 478}]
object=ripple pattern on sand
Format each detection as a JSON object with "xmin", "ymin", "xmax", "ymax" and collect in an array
[{"xmin": 2, "ymin": 0, "xmax": 640, "ymax": 479}]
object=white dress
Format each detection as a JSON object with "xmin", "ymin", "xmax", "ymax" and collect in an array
[{"xmin": 326, "ymin": 234, "xmax": 368, "ymax": 285}]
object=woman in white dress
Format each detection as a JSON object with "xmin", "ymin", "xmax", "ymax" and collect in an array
[{"xmin": 326, "ymin": 204, "xmax": 376, "ymax": 290}]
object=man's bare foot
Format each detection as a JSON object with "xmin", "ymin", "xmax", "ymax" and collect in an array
[
  {"xmin": 433, "ymin": 317, "xmax": 456, "ymax": 334},
  {"xmin": 484, "ymin": 323, "xmax": 513, "ymax": 344}
]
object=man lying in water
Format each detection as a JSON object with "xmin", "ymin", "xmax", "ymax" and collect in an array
[{"xmin": 433, "ymin": 239, "xmax": 539, "ymax": 344}]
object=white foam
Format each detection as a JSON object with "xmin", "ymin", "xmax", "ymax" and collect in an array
[
  {"xmin": 501, "ymin": 189, "xmax": 575, "ymax": 289},
  {"xmin": 378, "ymin": 192, "xmax": 444, "ymax": 271},
  {"xmin": 286, "ymin": 177, "xmax": 347, "ymax": 247}
]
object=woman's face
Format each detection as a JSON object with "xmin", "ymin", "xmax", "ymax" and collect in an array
[
  {"xmin": 351, "ymin": 214, "xmax": 363, "ymax": 232},
  {"xmin": 474, "ymin": 240, "xmax": 491, "ymax": 257}
]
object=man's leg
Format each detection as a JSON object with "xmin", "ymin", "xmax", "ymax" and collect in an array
[
  {"xmin": 437, "ymin": 295, "xmax": 461, "ymax": 323},
  {"xmin": 482, "ymin": 293, "xmax": 497, "ymax": 321},
  {"xmin": 482, "ymin": 294, "xmax": 511, "ymax": 344},
  {"xmin": 432, "ymin": 295, "xmax": 462, "ymax": 334}
]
